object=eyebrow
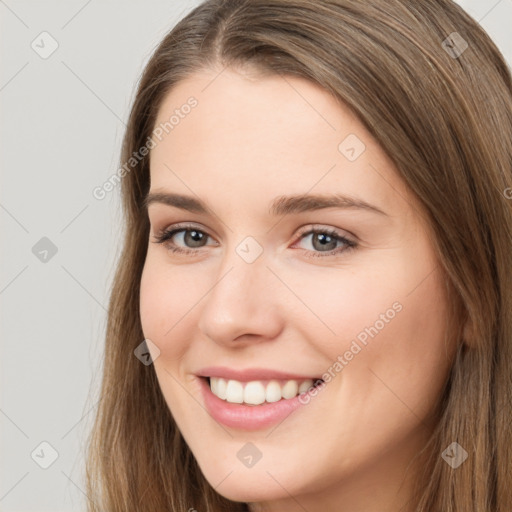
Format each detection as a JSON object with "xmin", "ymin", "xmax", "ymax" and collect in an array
[{"xmin": 143, "ymin": 191, "xmax": 388, "ymax": 217}]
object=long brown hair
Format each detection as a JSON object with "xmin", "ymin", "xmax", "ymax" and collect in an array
[{"xmin": 85, "ymin": 1, "xmax": 512, "ymax": 510}]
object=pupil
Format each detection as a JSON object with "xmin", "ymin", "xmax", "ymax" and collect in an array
[
  {"xmin": 314, "ymin": 233, "xmax": 336, "ymax": 251},
  {"xmin": 185, "ymin": 230, "xmax": 205, "ymax": 247}
]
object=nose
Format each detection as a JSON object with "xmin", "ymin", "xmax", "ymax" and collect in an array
[{"xmin": 197, "ymin": 249, "xmax": 284, "ymax": 347}]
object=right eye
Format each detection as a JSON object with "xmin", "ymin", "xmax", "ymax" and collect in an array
[{"xmin": 152, "ymin": 224, "xmax": 217, "ymax": 255}]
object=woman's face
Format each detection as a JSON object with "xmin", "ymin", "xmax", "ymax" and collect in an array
[{"xmin": 140, "ymin": 66, "xmax": 454, "ymax": 509}]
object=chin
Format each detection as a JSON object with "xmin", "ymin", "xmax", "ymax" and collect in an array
[{"xmin": 194, "ymin": 453, "xmax": 313, "ymax": 504}]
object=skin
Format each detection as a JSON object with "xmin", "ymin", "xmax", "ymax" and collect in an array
[{"xmin": 139, "ymin": 65, "xmax": 457, "ymax": 512}]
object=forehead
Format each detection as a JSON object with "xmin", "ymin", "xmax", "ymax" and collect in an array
[{"xmin": 149, "ymin": 68, "xmax": 413, "ymax": 220}]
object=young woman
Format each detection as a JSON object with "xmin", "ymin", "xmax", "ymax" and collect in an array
[{"xmin": 85, "ymin": 1, "xmax": 512, "ymax": 510}]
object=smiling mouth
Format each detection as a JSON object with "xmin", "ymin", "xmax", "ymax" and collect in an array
[{"xmin": 205, "ymin": 376, "xmax": 324, "ymax": 405}]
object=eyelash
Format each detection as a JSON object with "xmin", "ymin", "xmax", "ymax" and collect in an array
[{"xmin": 152, "ymin": 223, "xmax": 357, "ymax": 259}]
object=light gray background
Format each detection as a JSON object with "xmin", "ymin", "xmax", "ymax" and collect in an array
[{"xmin": 1, "ymin": 1, "xmax": 511, "ymax": 510}]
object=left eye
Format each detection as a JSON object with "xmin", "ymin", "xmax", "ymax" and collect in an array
[
  {"xmin": 296, "ymin": 229, "xmax": 350, "ymax": 252},
  {"xmin": 292, "ymin": 227, "xmax": 357, "ymax": 258}
]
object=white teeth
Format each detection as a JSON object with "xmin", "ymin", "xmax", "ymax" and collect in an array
[
  {"xmin": 225, "ymin": 379, "xmax": 244, "ymax": 403},
  {"xmin": 210, "ymin": 376, "xmax": 218, "ymax": 396},
  {"xmin": 265, "ymin": 380, "xmax": 282, "ymax": 403},
  {"xmin": 209, "ymin": 377, "xmax": 320, "ymax": 405},
  {"xmin": 216, "ymin": 378, "xmax": 227, "ymax": 400},
  {"xmin": 244, "ymin": 381, "xmax": 266, "ymax": 405},
  {"xmin": 282, "ymin": 380, "xmax": 299, "ymax": 399},
  {"xmin": 298, "ymin": 379, "xmax": 314, "ymax": 393}
]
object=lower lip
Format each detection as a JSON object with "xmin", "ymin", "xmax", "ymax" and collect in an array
[{"xmin": 198, "ymin": 377, "xmax": 313, "ymax": 430}]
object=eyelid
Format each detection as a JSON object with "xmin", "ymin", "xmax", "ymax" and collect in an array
[
  {"xmin": 153, "ymin": 222, "xmax": 354, "ymax": 240},
  {"xmin": 294, "ymin": 223, "xmax": 354, "ymax": 240},
  {"xmin": 153, "ymin": 221, "xmax": 218, "ymax": 239}
]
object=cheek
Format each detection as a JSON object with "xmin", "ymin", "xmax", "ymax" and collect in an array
[
  {"xmin": 139, "ymin": 257, "xmax": 197, "ymax": 360},
  {"xmin": 328, "ymin": 262, "xmax": 452, "ymax": 426},
  {"xmin": 374, "ymin": 270, "xmax": 453, "ymax": 391},
  {"xmin": 280, "ymin": 261, "xmax": 409, "ymax": 359},
  {"xmin": 296, "ymin": 246, "xmax": 452, "ymax": 420}
]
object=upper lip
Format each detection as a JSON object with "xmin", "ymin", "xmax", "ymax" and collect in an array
[{"xmin": 197, "ymin": 366, "xmax": 322, "ymax": 382}]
